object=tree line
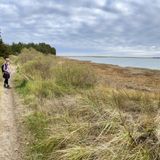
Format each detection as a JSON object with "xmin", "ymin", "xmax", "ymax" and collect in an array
[{"xmin": 0, "ymin": 38, "xmax": 56, "ymax": 57}]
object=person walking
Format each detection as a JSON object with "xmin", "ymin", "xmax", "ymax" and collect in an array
[{"xmin": 2, "ymin": 57, "xmax": 11, "ymax": 88}]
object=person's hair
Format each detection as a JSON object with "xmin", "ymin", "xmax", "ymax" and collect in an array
[{"xmin": 4, "ymin": 56, "xmax": 9, "ymax": 60}]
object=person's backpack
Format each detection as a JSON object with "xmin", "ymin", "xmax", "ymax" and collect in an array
[{"xmin": 1, "ymin": 64, "xmax": 4, "ymax": 73}]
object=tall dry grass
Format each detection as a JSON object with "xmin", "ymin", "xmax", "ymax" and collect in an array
[
  {"xmin": 54, "ymin": 61, "xmax": 97, "ymax": 89},
  {"xmin": 14, "ymin": 48, "xmax": 160, "ymax": 160}
]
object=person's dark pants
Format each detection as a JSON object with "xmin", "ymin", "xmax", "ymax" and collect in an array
[
  {"xmin": 4, "ymin": 78, "xmax": 9, "ymax": 86},
  {"xmin": 3, "ymin": 72, "xmax": 10, "ymax": 87}
]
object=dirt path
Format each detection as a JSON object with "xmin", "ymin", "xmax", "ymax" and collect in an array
[{"xmin": 0, "ymin": 66, "xmax": 20, "ymax": 160}]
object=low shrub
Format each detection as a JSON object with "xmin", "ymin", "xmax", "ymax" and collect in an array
[
  {"xmin": 18, "ymin": 48, "xmax": 43, "ymax": 64},
  {"xmin": 20, "ymin": 56, "xmax": 55, "ymax": 80},
  {"xmin": 54, "ymin": 61, "xmax": 97, "ymax": 89}
]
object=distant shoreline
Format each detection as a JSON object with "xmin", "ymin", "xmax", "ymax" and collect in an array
[
  {"xmin": 60, "ymin": 55, "xmax": 160, "ymax": 71},
  {"xmin": 62, "ymin": 56, "xmax": 160, "ymax": 59}
]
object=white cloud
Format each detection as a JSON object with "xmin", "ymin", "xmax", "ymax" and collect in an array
[
  {"xmin": 114, "ymin": 2, "xmax": 132, "ymax": 15},
  {"xmin": 94, "ymin": 0, "xmax": 108, "ymax": 7},
  {"xmin": 0, "ymin": 3, "xmax": 18, "ymax": 16},
  {"xmin": 0, "ymin": 0, "xmax": 160, "ymax": 56}
]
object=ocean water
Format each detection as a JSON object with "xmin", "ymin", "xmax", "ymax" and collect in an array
[{"xmin": 68, "ymin": 57, "xmax": 160, "ymax": 70}]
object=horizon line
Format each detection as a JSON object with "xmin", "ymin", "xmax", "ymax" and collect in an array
[{"xmin": 59, "ymin": 55, "xmax": 160, "ymax": 58}]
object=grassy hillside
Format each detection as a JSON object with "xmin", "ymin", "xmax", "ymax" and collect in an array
[{"xmin": 14, "ymin": 48, "xmax": 160, "ymax": 160}]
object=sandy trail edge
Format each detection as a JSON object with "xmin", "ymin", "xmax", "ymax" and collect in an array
[{"xmin": 0, "ymin": 66, "xmax": 20, "ymax": 160}]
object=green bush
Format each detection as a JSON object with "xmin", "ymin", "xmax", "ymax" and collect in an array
[
  {"xmin": 54, "ymin": 62, "xmax": 97, "ymax": 89},
  {"xmin": 0, "ymin": 39, "xmax": 9, "ymax": 57},
  {"xmin": 21, "ymin": 60, "xmax": 55, "ymax": 80},
  {"xmin": 18, "ymin": 48, "xmax": 43, "ymax": 64},
  {"xmin": 11, "ymin": 42, "xmax": 56, "ymax": 55}
]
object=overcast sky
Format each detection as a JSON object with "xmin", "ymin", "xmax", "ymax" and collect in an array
[{"xmin": 1, "ymin": 0, "xmax": 160, "ymax": 56}]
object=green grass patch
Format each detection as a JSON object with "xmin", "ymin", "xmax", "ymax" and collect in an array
[
  {"xmin": 26, "ymin": 112, "xmax": 49, "ymax": 140},
  {"xmin": 54, "ymin": 61, "xmax": 97, "ymax": 89}
]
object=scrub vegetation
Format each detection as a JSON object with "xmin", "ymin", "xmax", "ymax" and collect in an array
[
  {"xmin": 0, "ymin": 37, "xmax": 56, "ymax": 57},
  {"xmin": 14, "ymin": 48, "xmax": 160, "ymax": 160}
]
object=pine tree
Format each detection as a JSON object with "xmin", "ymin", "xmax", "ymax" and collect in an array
[{"xmin": 0, "ymin": 34, "xmax": 9, "ymax": 57}]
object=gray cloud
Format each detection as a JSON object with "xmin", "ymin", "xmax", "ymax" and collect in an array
[{"xmin": 0, "ymin": 0, "xmax": 160, "ymax": 56}]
